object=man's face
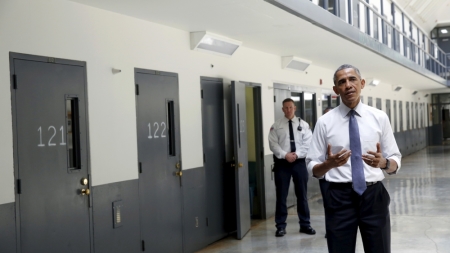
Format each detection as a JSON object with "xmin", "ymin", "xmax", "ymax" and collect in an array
[
  {"xmin": 333, "ymin": 68, "xmax": 365, "ymax": 108},
  {"xmin": 282, "ymin": 101, "xmax": 296, "ymax": 119}
]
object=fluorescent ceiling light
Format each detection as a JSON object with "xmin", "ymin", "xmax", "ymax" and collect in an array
[
  {"xmin": 367, "ymin": 79, "xmax": 380, "ymax": 86},
  {"xmin": 392, "ymin": 85, "xmax": 402, "ymax": 92},
  {"xmin": 441, "ymin": 29, "xmax": 448, "ymax": 34},
  {"xmin": 281, "ymin": 56, "xmax": 311, "ymax": 72},
  {"xmin": 190, "ymin": 31, "xmax": 242, "ymax": 57}
]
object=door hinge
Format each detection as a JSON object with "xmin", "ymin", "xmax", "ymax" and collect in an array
[
  {"xmin": 201, "ymin": 89, "xmax": 203, "ymax": 99},
  {"xmin": 135, "ymin": 84, "xmax": 139, "ymax": 95},
  {"xmin": 12, "ymin": 74, "xmax": 17, "ymax": 89},
  {"xmin": 261, "ymin": 150, "xmax": 264, "ymax": 160},
  {"xmin": 17, "ymin": 179, "xmax": 21, "ymax": 194},
  {"xmin": 273, "ymin": 96, "xmax": 276, "ymax": 103},
  {"xmin": 203, "ymin": 153, "xmax": 206, "ymax": 163},
  {"xmin": 139, "ymin": 162, "xmax": 142, "ymax": 174},
  {"xmin": 141, "ymin": 240, "xmax": 145, "ymax": 251}
]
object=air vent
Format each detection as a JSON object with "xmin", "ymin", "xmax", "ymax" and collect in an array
[{"xmin": 367, "ymin": 79, "xmax": 380, "ymax": 86}]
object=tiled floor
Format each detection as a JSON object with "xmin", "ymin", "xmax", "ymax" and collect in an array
[{"xmin": 197, "ymin": 146, "xmax": 450, "ymax": 253}]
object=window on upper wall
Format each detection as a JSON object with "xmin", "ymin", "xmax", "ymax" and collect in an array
[{"xmin": 368, "ymin": 96, "xmax": 373, "ymax": 106}]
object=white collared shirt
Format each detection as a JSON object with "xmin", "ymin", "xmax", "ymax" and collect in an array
[
  {"xmin": 306, "ymin": 102, "xmax": 402, "ymax": 182},
  {"xmin": 269, "ymin": 116, "xmax": 312, "ymax": 159}
]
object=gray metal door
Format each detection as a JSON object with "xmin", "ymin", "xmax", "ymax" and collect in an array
[
  {"xmin": 135, "ymin": 69, "xmax": 183, "ymax": 252},
  {"xmin": 11, "ymin": 53, "xmax": 91, "ymax": 253},
  {"xmin": 230, "ymin": 81, "xmax": 250, "ymax": 239},
  {"xmin": 201, "ymin": 77, "xmax": 230, "ymax": 241}
]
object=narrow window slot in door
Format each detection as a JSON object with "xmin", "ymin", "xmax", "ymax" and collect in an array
[
  {"xmin": 66, "ymin": 97, "xmax": 81, "ymax": 169},
  {"xmin": 168, "ymin": 100, "xmax": 176, "ymax": 156}
]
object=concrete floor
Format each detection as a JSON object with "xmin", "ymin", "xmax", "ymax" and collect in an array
[{"xmin": 197, "ymin": 146, "xmax": 450, "ymax": 253}]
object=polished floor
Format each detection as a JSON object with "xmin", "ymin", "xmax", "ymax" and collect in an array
[{"xmin": 197, "ymin": 145, "xmax": 450, "ymax": 253}]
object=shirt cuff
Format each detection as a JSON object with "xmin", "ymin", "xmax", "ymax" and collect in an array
[
  {"xmin": 278, "ymin": 151, "xmax": 288, "ymax": 159},
  {"xmin": 387, "ymin": 156, "xmax": 401, "ymax": 174},
  {"xmin": 307, "ymin": 161, "xmax": 320, "ymax": 177}
]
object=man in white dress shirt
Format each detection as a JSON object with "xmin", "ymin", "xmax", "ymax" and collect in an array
[
  {"xmin": 269, "ymin": 98, "xmax": 315, "ymax": 237},
  {"xmin": 306, "ymin": 64, "xmax": 401, "ymax": 253}
]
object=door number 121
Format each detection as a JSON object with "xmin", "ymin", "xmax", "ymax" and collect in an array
[{"xmin": 37, "ymin": 126, "xmax": 66, "ymax": 147}]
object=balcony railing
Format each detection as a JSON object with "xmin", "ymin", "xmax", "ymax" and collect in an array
[{"xmin": 312, "ymin": 0, "xmax": 449, "ymax": 80}]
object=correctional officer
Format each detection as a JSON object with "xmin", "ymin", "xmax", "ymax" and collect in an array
[
  {"xmin": 269, "ymin": 98, "xmax": 315, "ymax": 237},
  {"xmin": 306, "ymin": 64, "xmax": 401, "ymax": 253}
]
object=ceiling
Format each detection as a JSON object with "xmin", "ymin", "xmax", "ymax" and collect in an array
[
  {"xmin": 69, "ymin": 0, "xmax": 449, "ymax": 91},
  {"xmin": 394, "ymin": 0, "xmax": 450, "ymax": 32}
]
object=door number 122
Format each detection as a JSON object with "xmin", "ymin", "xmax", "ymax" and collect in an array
[{"xmin": 148, "ymin": 122, "xmax": 166, "ymax": 139}]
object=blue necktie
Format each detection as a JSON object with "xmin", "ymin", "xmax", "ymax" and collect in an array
[
  {"xmin": 288, "ymin": 120, "xmax": 296, "ymax": 152},
  {"xmin": 349, "ymin": 110, "xmax": 366, "ymax": 195}
]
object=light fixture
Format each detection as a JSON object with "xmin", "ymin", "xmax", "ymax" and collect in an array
[
  {"xmin": 281, "ymin": 56, "xmax": 311, "ymax": 72},
  {"xmin": 367, "ymin": 79, "xmax": 380, "ymax": 86},
  {"xmin": 424, "ymin": 94, "xmax": 429, "ymax": 97},
  {"xmin": 190, "ymin": 31, "xmax": 242, "ymax": 57},
  {"xmin": 441, "ymin": 29, "xmax": 448, "ymax": 34},
  {"xmin": 412, "ymin": 91, "xmax": 418, "ymax": 95},
  {"xmin": 392, "ymin": 85, "xmax": 402, "ymax": 91}
]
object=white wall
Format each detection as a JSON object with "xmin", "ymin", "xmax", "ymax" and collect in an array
[{"xmin": 0, "ymin": 0, "xmax": 433, "ymax": 205}]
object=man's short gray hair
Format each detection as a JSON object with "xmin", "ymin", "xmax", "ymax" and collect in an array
[{"xmin": 333, "ymin": 64, "xmax": 362, "ymax": 85}]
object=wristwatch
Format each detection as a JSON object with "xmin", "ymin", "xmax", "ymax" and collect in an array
[{"xmin": 380, "ymin": 158, "xmax": 390, "ymax": 170}]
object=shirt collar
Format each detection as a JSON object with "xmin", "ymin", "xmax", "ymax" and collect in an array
[
  {"xmin": 338, "ymin": 100, "xmax": 365, "ymax": 118},
  {"xmin": 283, "ymin": 116, "xmax": 298, "ymax": 122}
]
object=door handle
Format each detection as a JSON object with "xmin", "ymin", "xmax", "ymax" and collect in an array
[
  {"xmin": 238, "ymin": 162, "xmax": 243, "ymax": 168},
  {"xmin": 80, "ymin": 188, "xmax": 90, "ymax": 196},
  {"xmin": 176, "ymin": 171, "xmax": 183, "ymax": 177}
]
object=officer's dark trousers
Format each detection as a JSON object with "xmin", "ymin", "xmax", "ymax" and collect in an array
[
  {"xmin": 325, "ymin": 182, "xmax": 391, "ymax": 253},
  {"xmin": 274, "ymin": 158, "xmax": 310, "ymax": 229}
]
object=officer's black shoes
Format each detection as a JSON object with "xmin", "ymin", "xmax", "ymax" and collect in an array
[
  {"xmin": 275, "ymin": 228, "xmax": 286, "ymax": 237},
  {"xmin": 299, "ymin": 226, "xmax": 316, "ymax": 235}
]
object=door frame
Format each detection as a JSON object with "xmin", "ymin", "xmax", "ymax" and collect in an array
[
  {"xmin": 240, "ymin": 81, "xmax": 266, "ymax": 219},
  {"xmin": 9, "ymin": 52, "xmax": 94, "ymax": 253}
]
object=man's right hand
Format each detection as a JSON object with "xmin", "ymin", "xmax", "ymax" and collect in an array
[
  {"xmin": 326, "ymin": 144, "xmax": 351, "ymax": 168},
  {"xmin": 312, "ymin": 144, "xmax": 351, "ymax": 177}
]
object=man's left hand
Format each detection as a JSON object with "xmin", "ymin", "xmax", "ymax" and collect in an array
[{"xmin": 362, "ymin": 143, "xmax": 386, "ymax": 168}]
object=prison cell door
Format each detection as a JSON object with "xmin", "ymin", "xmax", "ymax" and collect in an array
[
  {"xmin": 135, "ymin": 69, "xmax": 183, "ymax": 252},
  {"xmin": 11, "ymin": 53, "xmax": 92, "ymax": 253},
  {"xmin": 230, "ymin": 81, "xmax": 251, "ymax": 239}
]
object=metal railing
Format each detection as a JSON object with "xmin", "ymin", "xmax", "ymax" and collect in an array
[{"xmin": 313, "ymin": 0, "xmax": 449, "ymax": 80}]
